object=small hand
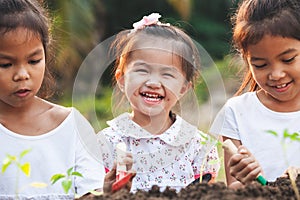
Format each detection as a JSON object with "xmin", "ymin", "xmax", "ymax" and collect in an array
[
  {"xmin": 228, "ymin": 146, "xmax": 262, "ymax": 185},
  {"xmin": 103, "ymin": 153, "xmax": 136, "ymax": 193}
]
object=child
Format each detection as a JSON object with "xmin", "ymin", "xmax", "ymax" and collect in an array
[
  {"xmin": 98, "ymin": 13, "xmax": 220, "ymax": 193},
  {"xmin": 0, "ymin": 0, "xmax": 105, "ymax": 198},
  {"xmin": 209, "ymin": 0, "xmax": 300, "ymax": 189}
]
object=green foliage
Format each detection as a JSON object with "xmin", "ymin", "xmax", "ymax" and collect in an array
[
  {"xmin": 266, "ymin": 129, "xmax": 300, "ymax": 143},
  {"xmin": 2, "ymin": 149, "xmax": 31, "ymax": 177},
  {"xmin": 50, "ymin": 166, "xmax": 83, "ymax": 194},
  {"xmin": 266, "ymin": 129, "xmax": 300, "ymax": 199}
]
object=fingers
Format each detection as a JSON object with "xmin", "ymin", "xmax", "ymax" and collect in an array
[
  {"xmin": 118, "ymin": 153, "xmax": 134, "ymax": 171},
  {"xmin": 105, "ymin": 165, "xmax": 117, "ymax": 179},
  {"xmin": 228, "ymin": 146, "xmax": 262, "ymax": 184},
  {"xmin": 103, "ymin": 165, "xmax": 116, "ymax": 193}
]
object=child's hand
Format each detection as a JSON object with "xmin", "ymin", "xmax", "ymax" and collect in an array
[
  {"xmin": 281, "ymin": 166, "xmax": 300, "ymax": 180},
  {"xmin": 228, "ymin": 146, "xmax": 262, "ymax": 185},
  {"xmin": 103, "ymin": 153, "xmax": 136, "ymax": 193}
]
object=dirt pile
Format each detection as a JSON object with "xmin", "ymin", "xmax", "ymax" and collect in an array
[{"xmin": 81, "ymin": 176, "xmax": 300, "ymax": 200}]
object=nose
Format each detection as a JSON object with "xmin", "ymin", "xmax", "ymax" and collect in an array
[
  {"xmin": 145, "ymin": 78, "xmax": 161, "ymax": 88},
  {"xmin": 268, "ymin": 67, "xmax": 285, "ymax": 81},
  {"xmin": 13, "ymin": 66, "xmax": 30, "ymax": 81}
]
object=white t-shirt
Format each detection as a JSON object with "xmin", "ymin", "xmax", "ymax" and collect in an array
[
  {"xmin": 0, "ymin": 108, "xmax": 105, "ymax": 200},
  {"xmin": 210, "ymin": 92, "xmax": 300, "ymax": 181},
  {"xmin": 98, "ymin": 112, "xmax": 220, "ymax": 193}
]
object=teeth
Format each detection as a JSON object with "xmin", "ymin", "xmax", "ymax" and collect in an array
[
  {"xmin": 276, "ymin": 84, "xmax": 287, "ymax": 89},
  {"xmin": 141, "ymin": 92, "xmax": 163, "ymax": 99}
]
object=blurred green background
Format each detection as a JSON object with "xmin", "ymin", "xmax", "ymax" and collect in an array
[{"xmin": 46, "ymin": 0, "xmax": 239, "ymax": 130}]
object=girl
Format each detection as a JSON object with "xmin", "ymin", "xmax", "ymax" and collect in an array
[
  {"xmin": 98, "ymin": 13, "xmax": 220, "ymax": 193},
  {"xmin": 210, "ymin": 0, "xmax": 300, "ymax": 189},
  {"xmin": 0, "ymin": 0, "xmax": 104, "ymax": 198}
]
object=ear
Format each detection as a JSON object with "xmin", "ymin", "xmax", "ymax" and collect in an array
[
  {"xmin": 179, "ymin": 81, "xmax": 192, "ymax": 97},
  {"xmin": 115, "ymin": 69, "xmax": 125, "ymax": 92}
]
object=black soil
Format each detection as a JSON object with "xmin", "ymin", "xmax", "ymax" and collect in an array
[{"xmin": 80, "ymin": 175, "xmax": 300, "ymax": 200}]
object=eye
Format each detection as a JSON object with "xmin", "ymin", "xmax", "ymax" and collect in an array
[
  {"xmin": 282, "ymin": 56, "xmax": 296, "ymax": 63},
  {"xmin": 135, "ymin": 69, "xmax": 148, "ymax": 73},
  {"xmin": 162, "ymin": 73, "xmax": 175, "ymax": 78},
  {"xmin": 251, "ymin": 63, "xmax": 267, "ymax": 69},
  {"xmin": 0, "ymin": 63, "xmax": 12, "ymax": 68},
  {"xmin": 29, "ymin": 59, "xmax": 42, "ymax": 65}
]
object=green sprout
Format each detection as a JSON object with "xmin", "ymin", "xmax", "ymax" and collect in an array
[
  {"xmin": 50, "ymin": 166, "xmax": 83, "ymax": 194},
  {"xmin": 266, "ymin": 129, "xmax": 300, "ymax": 200},
  {"xmin": 2, "ymin": 149, "xmax": 31, "ymax": 177}
]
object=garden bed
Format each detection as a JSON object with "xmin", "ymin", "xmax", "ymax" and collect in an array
[{"xmin": 80, "ymin": 175, "xmax": 300, "ymax": 200}]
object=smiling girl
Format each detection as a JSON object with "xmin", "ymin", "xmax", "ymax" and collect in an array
[
  {"xmin": 98, "ymin": 13, "xmax": 220, "ymax": 192},
  {"xmin": 210, "ymin": 0, "xmax": 300, "ymax": 189}
]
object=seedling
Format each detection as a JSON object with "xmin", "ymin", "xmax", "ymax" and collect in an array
[
  {"xmin": 50, "ymin": 166, "xmax": 83, "ymax": 195},
  {"xmin": 1, "ymin": 149, "xmax": 47, "ymax": 199},
  {"xmin": 266, "ymin": 129, "xmax": 300, "ymax": 200},
  {"xmin": 2, "ymin": 149, "xmax": 31, "ymax": 197},
  {"xmin": 198, "ymin": 133, "xmax": 221, "ymax": 183},
  {"xmin": 2, "ymin": 149, "xmax": 31, "ymax": 177}
]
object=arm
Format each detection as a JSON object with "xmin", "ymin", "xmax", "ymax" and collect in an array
[{"xmin": 223, "ymin": 136, "xmax": 262, "ymax": 189}]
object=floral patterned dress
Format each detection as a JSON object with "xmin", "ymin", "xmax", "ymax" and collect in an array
[{"xmin": 98, "ymin": 112, "xmax": 219, "ymax": 192}]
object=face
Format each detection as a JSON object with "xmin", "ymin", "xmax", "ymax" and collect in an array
[
  {"xmin": 0, "ymin": 28, "xmax": 45, "ymax": 108},
  {"xmin": 246, "ymin": 35, "xmax": 300, "ymax": 109},
  {"xmin": 117, "ymin": 48, "xmax": 191, "ymax": 120}
]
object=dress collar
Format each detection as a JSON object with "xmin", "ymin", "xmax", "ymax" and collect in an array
[{"xmin": 107, "ymin": 112, "xmax": 197, "ymax": 146}]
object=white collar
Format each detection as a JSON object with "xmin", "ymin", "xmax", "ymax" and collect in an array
[{"xmin": 107, "ymin": 112, "xmax": 198, "ymax": 147}]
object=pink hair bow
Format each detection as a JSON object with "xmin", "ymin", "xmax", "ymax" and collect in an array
[{"xmin": 132, "ymin": 13, "xmax": 161, "ymax": 30}]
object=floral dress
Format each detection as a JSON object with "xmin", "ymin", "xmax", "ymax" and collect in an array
[{"xmin": 98, "ymin": 112, "xmax": 219, "ymax": 192}]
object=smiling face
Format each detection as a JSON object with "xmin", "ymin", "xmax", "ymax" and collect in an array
[
  {"xmin": 117, "ymin": 48, "xmax": 191, "ymax": 121},
  {"xmin": 246, "ymin": 35, "xmax": 300, "ymax": 111},
  {"xmin": 0, "ymin": 28, "xmax": 45, "ymax": 109}
]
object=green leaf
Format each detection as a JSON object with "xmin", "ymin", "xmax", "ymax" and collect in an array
[
  {"xmin": 283, "ymin": 129, "xmax": 290, "ymax": 139},
  {"xmin": 19, "ymin": 149, "xmax": 31, "ymax": 159},
  {"xmin": 50, "ymin": 174, "xmax": 65, "ymax": 184},
  {"xmin": 62, "ymin": 179, "xmax": 72, "ymax": 194},
  {"xmin": 71, "ymin": 171, "xmax": 83, "ymax": 177},
  {"xmin": 266, "ymin": 130, "xmax": 278, "ymax": 136},
  {"xmin": 290, "ymin": 132, "xmax": 300, "ymax": 141},
  {"xmin": 2, "ymin": 158, "xmax": 12, "ymax": 173},
  {"xmin": 20, "ymin": 162, "xmax": 31, "ymax": 176},
  {"xmin": 67, "ymin": 167, "xmax": 74, "ymax": 176}
]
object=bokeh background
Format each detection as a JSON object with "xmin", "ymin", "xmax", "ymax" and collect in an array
[{"xmin": 46, "ymin": 0, "xmax": 240, "ymax": 130}]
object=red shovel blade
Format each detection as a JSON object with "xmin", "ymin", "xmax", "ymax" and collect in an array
[{"xmin": 112, "ymin": 173, "xmax": 134, "ymax": 192}]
